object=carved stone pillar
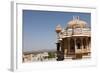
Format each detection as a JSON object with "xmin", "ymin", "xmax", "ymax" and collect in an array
[
  {"xmin": 86, "ymin": 37, "xmax": 89, "ymax": 49},
  {"xmin": 89, "ymin": 37, "xmax": 91, "ymax": 49}
]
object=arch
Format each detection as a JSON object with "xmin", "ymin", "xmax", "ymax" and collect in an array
[
  {"xmin": 70, "ymin": 38, "xmax": 75, "ymax": 54},
  {"xmin": 76, "ymin": 38, "xmax": 81, "ymax": 49},
  {"xmin": 83, "ymin": 38, "xmax": 86, "ymax": 49}
]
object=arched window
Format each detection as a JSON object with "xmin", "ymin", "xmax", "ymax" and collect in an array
[
  {"xmin": 70, "ymin": 38, "xmax": 75, "ymax": 50},
  {"xmin": 83, "ymin": 38, "xmax": 86, "ymax": 49},
  {"xmin": 76, "ymin": 38, "xmax": 81, "ymax": 49},
  {"xmin": 70, "ymin": 38, "xmax": 75, "ymax": 53}
]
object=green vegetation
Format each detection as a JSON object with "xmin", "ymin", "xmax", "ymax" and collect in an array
[{"xmin": 48, "ymin": 52, "xmax": 56, "ymax": 58}]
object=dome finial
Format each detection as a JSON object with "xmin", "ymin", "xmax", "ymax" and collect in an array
[
  {"xmin": 73, "ymin": 16, "xmax": 79, "ymax": 20},
  {"xmin": 73, "ymin": 16, "xmax": 75, "ymax": 20},
  {"xmin": 77, "ymin": 16, "xmax": 79, "ymax": 20}
]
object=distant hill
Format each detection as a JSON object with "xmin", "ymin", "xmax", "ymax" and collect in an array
[{"xmin": 23, "ymin": 48, "xmax": 56, "ymax": 54}]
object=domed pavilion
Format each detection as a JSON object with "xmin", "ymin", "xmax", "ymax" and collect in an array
[{"xmin": 55, "ymin": 16, "xmax": 91, "ymax": 60}]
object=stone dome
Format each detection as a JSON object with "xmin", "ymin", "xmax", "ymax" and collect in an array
[
  {"xmin": 55, "ymin": 24, "xmax": 62, "ymax": 33},
  {"xmin": 67, "ymin": 16, "xmax": 88, "ymax": 29}
]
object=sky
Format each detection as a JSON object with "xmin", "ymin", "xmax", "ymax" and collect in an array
[{"xmin": 23, "ymin": 10, "xmax": 91, "ymax": 52}]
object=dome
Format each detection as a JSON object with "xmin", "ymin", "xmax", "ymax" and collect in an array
[
  {"xmin": 67, "ymin": 16, "xmax": 88, "ymax": 29},
  {"xmin": 55, "ymin": 24, "xmax": 62, "ymax": 33}
]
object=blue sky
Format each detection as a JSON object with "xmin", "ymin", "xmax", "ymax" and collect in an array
[{"xmin": 23, "ymin": 10, "xmax": 91, "ymax": 52}]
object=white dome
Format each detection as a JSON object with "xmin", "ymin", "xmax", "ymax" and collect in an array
[{"xmin": 67, "ymin": 17, "xmax": 88, "ymax": 29}]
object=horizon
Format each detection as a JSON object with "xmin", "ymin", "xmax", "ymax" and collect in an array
[{"xmin": 23, "ymin": 49, "xmax": 57, "ymax": 53}]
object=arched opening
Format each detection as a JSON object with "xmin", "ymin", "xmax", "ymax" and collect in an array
[
  {"xmin": 76, "ymin": 38, "xmax": 81, "ymax": 49},
  {"xmin": 70, "ymin": 38, "xmax": 75, "ymax": 54},
  {"xmin": 83, "ymin": 38, "xmax": 86, "ymax": 49}
]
